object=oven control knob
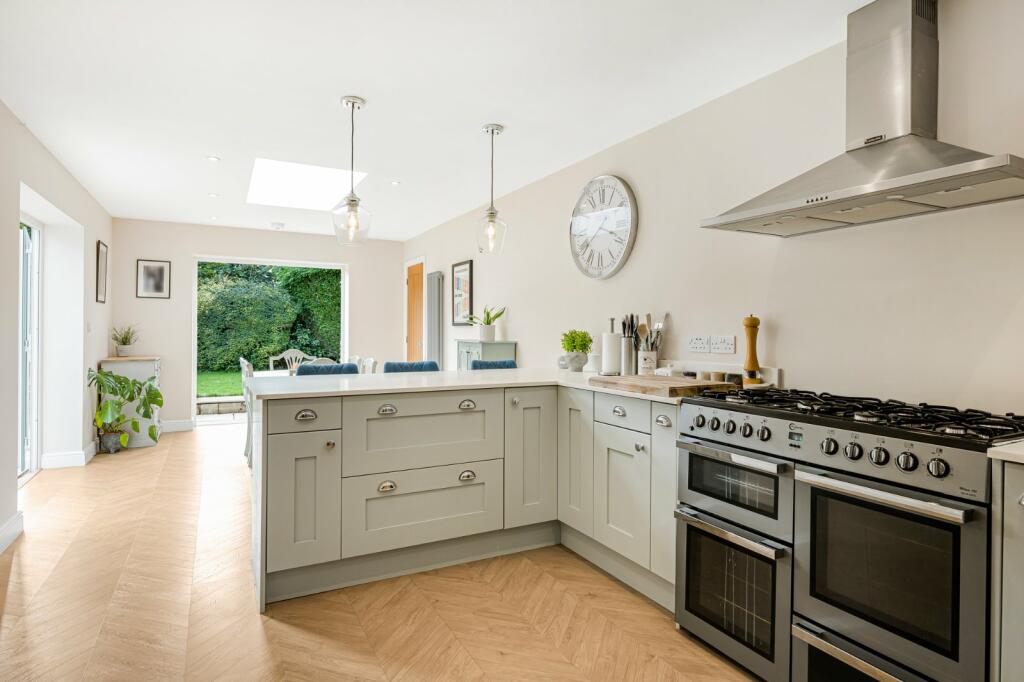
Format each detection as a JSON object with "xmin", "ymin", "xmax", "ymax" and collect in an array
[
  {"xmin": 757, "ymin": 426, "xmax": 772, "ymax": 442},
  {"xmin": 693, "ymin": 414, "xmax": 706, "ymax": 428},
  {"xmin": 844, "ymin": 443, "xmax": 864, "ymax": 461},
  {"xmin": 820, "ymin": 438, "xmax": 839, "ymax": 456},
  {"xmin": 896, "ymin": 452, "xmax": 919, "ymax": 472},
  {"xmin": 709, "ymin": 417, "xmax": 721, "ymax": 431},
  {"xmin": 741, "ymin": 423, "xmax": 754, "ymax": 438},
  {"xmin": 927, "ymin": 458, "xmax": 951, "ymax": 479},
  {"xmin": 869, "ymin": 447, "xmax": 890, "ymax": 466},
  {"xmin": 724, "ymin": 420, "xmax": 737, "ymax": 434}
]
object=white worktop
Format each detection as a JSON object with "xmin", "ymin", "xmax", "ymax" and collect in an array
[
  {"xmin": 989, "ymin": 439, "xmax": 1024, "ymax": 464},
  {"xmin": 247, "ymin": 368, "xmax": 685, "ymax": 405}
]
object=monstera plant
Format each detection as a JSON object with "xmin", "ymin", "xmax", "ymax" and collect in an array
[{"xmin": 87, "ymin": 367, "xmax": 164, "ymax": 453}]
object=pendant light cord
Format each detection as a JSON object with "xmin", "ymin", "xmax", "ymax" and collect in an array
[
  {"xmin": 350, "ymin": 103, "xmax": 356, "ymax": 196},
  {"xmin": 489, "ymin": 130, "xmax": 495, "ymax": 211}
]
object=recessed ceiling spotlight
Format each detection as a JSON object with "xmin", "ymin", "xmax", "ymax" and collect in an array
[
  {"xmin": 391, "ymin": 180, "xmax": 401, "ymax": 186},
  {"xmin": 206, "ymin": 155, "xmax": 221, "ymax": 163},
  {"xmin": 208, "ymin": 192, "xmax": 220, "ymax": 198},
  {"xmin": 270, "ymin": 222, "xmax": 285, "ymax": 231},
  {"xmin": 209, "ymin": 215, "xmax": 218, "ymax": 220}
]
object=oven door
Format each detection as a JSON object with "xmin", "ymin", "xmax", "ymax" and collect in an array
[
  {"xmin": 791, "ymin": 616, "xmax": 930, "ymax": 682},
  {"xmin": 678, "ymin": 435, "xmax": 793, "ymax": 542},
  {"xmin": 794, "ymin": 466, "xmax": 987, "ymax": 682},
  {"xmin": 674, "ymin": 506, "xmax": 790, "ymax": 682}
]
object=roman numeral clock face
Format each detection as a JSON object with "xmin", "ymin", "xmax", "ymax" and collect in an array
[{"xmin": 569, "ymin": 175, "xmax": 637, "ymax": 279}]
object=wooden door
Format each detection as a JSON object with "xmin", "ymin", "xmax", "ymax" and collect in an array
[
  {"xmin": 504, "ymin": 387, "xmax": 558, "ymax": 528},
  {"xmin": 594, "ymin": 422, "xmax": 651, "ymax": 568},
  {"xmin": 406, "ymin": 262, "xmax": 424, "ymax": 361},
  {"xmin": 558, "ymin": 387, "xmax": 594, "ymax": 536}
]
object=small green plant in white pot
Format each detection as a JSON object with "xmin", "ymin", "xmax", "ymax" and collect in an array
[
  {"xmin": 560, "ymin": 330, "xmax": 593, "ymax": 372},
  {"xmin": 87, "ymin": 367, "xmax": 164, "ymax": 453},
  {"xmin": 111, "ymin": 325, "xmax": 139, "ymax": 357},
  {"xmin": 468, "ymin": 306, "xmax": 505, "ymax": 342}
]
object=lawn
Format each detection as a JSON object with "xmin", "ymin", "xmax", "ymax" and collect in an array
[{"xmin": 197, "ymin": 370, "xmax": 243, "ymax": 398}]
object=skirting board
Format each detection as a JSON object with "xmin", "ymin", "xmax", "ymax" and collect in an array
[
  {"xmin": 560, "ymin": 524, "xmax": 675, "ymax": 611},
  {"xmin": 162, "ymin": 419, "xmax": 195, "ymax": 433},
  {"xmin": 0, "ymin": 511, "xmax": 24, "ymax": 554},
  {"xmin": 41, "ymin": 446, "xmax": 94, "ymax": 468},
  {"xmin": 266, "ymin": 521, "xmax": 560, "ymax": 605}
]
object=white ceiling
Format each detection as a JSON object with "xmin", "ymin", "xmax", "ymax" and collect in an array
[{"xmin": 0, "ymin": 0, "xmax": 871, "ymax": 240}]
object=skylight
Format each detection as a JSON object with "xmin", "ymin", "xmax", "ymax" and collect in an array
[{"xmin": 246, "ymin": 158, "xmax": 367, "ymax": 211}]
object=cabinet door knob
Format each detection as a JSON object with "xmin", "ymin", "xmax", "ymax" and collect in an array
[
  {"xmin": 295, "ymin": 409, "xmax": 318, "ymax": 422},
  {"xmin": 612, "ymin": 406, "xmax": 626, "ymax": 417},
  {"xmin": 634, "ymin": 442, "xmax": 646, "ymax": 452},
  {"xmin": 511, "ymin": 397, "xmax": 520, "ymax": 407},
  {"xmin": 458, "ymin": 470, "xmax": 477, "ymax": 482},
  {"xmin": 655, "ymin": 415, "xmax": 672, "ymax": 428},
  {"xmin": 325, "ymin": 440, "xmax": 336, "ymax": 449},
  {"xmin": 378, "ymin": 480, "xmax": 397, "ymax": 493},
  {"xmin": 1018, "ymin": 493, "xmax": 1024, "ymax": 508},
  {"xmin": 459, "ymin": 399, "xmax": 476, "ymax": 410},
  {"xmin": 378, "ymin": 404, "xmax": 398, "ymax": 416}
]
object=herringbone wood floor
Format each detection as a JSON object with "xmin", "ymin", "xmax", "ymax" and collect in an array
[{"xmin": 0, "ymin": 424, "xmax": 750, "ymax": 681}]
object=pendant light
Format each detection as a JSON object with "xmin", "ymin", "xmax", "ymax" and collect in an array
[
  {"xmin": 331, "ymin": 96, "xmax": 372, "ymax": 245},
  {"xmin": 476, "ymin": 123, "xmax": 508, "ymax": 255}
]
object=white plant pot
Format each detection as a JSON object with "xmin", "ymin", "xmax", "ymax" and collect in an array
[
  {"xmin": 116, "ymin": 344, "xmax": 134, "ymax": 357},
  {"xmin": 477, "ymin": 325, "xmax": 495, "ymax": 342}
]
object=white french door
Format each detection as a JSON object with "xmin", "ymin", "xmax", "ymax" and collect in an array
[{"xmin": 18, "ymin": 222, "xmax": 41, "ymax": 479}]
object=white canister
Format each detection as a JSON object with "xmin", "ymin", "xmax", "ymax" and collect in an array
[
  {"xmin": 600, "ymin": 333, "xmax": 621, "ymax": 375},
  {"xmin": 638, "ymin": 350, "xmax": 658, "ymax": 375}
]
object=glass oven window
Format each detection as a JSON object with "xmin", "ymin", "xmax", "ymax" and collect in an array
[
  {"xmin": 688, "ymin": 453, "xmax": 779, "ymax": 519},
  {"xmin": 685, "ymin": 526, "xmax": 776, "ymax": 660},
  {"xmin": 807, "ymin": 646, "xmax": 876, "ymax": 682},
  {"xmin": 810, "ymin": 489, "xmax": 959, "ymax": 657}
]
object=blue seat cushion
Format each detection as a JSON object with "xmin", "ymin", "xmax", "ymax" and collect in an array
[
  {"xmin": 382, "ymin": 361, "xmax": 440, "ymax": 373},
  {"xmin": 470, "ymin": 359, "xmax": 517, "ymax": 370},
  {"xmin": 296, "ymin": 363, "xmax": 359, "ymax": 376}
]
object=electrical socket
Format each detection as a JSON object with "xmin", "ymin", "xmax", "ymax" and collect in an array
[
  {"xmin": 710, "ymin": 335, "xmax": 736, "ymax": 354},
  {"xmin": 687, "ymin": 335, "xmax": 710, "ymax": 353}
]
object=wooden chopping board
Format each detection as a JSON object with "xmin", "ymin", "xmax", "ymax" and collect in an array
[{"xmin": 588, "ymin": 375, "xmax": 734, "ymax": 398}]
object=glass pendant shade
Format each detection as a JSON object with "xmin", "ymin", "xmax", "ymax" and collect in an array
[
  {"xmin": 332, "ymin": 194, "xmax": 373, "ymax": 246},
  {"xmin": 476, "ymin": 208, "xmax": 508, "ymax": 255}
]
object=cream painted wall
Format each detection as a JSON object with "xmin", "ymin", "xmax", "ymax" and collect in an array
[
  {"xmin": 404, "ymin": 0, "xmax": 1024, "ymax": 414},
  {"xmin": 110, "ymin": 219, "xmax": 404, "ymax": 424},
  {"xmin": 0, "ymin": 99, "xmax": 112, "ymax": 539}
]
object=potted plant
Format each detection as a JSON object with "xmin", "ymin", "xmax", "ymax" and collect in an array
[
  {"xmin": 111, "ymin": 325, "xmax": 139, "ymax": 357},
  {"xmin": 87, "ymin": 367, "xmax": 164, "ymax": 453},
  {"xmin": 560, "ymin": 329, "xmax": 593, "ymax": 372},
  {"xmin": 467, "ymin": 306, "xmax": 506, "ymax": 342}
]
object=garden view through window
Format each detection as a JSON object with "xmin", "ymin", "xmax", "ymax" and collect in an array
[{"xmin": 196, "ymin": 261, "xmax": 344, "ymax": 398}]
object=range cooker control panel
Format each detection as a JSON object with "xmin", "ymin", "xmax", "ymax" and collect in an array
[{"xmin": 679, "ymin": 403, "xmax": 989, "ymax": 502}]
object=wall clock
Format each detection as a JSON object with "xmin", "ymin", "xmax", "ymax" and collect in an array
[{"xmin": 569, "ymin": 175, "xmax": 638, "ymax": 279}]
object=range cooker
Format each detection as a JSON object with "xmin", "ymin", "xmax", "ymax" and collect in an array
[{"xmin": 673, "ymin": 388, "xmax": 1023, "ymax": 682}]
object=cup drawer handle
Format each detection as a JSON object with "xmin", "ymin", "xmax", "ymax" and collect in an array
[
  {"xmin": 295, "ymin": 409, "xmax": 318, "ymax": 422},
  {"xmin": 655, "ymin": 415, "xmax": 672, "ymax": 428},
  {"xmin": 378, "ymin": 404, "xmax": 398, "ymax": 416},
  {"xmin": 378, "ymin": 480, "xmax": 397, "ymax": 493},
  {"xmin": 459, "ymin": 399, "xmax": 476, "ymax": 410},
  {"xmin": 612, "ymin": 406, "xmax": 626, "ymax": 417},
  {"xmin": 458, "ymin": 470, "xmax": 476, "ymax": 482}
]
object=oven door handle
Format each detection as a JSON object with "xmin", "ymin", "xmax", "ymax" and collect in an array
[
  {"xmin": 794, "ymin": 470, "xmax": 972, "ymax": 525},
  {"xmin": 675, "ymin": 507, "xmax": 786, "ymax": 560},
  {"xmin": 676, "ymin": 435, "xmax": 788, "ymax": 475},
  {"xmin": 792, "ymin": 623, "xmax": 902, "ymax": 682}
]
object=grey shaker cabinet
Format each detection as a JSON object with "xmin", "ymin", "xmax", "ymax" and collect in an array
[
  {"xmin": 594, "ymin": 422, "xmax": 652, "ymax": 568},
  {"xmin": 997, "ymin": 461, "xmax": 1024, "ymax": 681},
  {"xmin": 266, "ymin": 429, "xmax": 342, "ymax": 572},
  {"xmin": 649, "ymin": 404, "xmax": 678, "ymax": 583},
  {"xmin": 557, "ymin": 387, "xmax": 594, "ymax": 537},
  {"xmin": 504, "ymin": 386, "xmax": 558, "ymax": 528}
]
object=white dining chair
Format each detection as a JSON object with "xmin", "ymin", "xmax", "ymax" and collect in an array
[
  {"xmin": 268, "ymin": 348, "xmax": 315, "ymax": 371},
  {"xmin": 308, "ymin": 357, "xmax": 337, "ymax": 365},
  {"xmin": 361, "ymin": 357, "xmax": 377, "ymax": 374},
  {"xmin": 239, "ymin": 356, "xmax": 255, "ymax": 467},
  {"xmin": 347, "ymin": 354, "xmax": 361, "ymax": 370}
]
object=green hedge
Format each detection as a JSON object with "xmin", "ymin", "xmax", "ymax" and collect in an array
[{"xmin": 277, "ymin": 268, "xmax": 341, "ymax": 362}]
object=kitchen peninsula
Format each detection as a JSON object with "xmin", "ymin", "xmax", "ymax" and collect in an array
[{"xmin": 246, "ymin": 369, "xmax": 694, "ymax": 612}]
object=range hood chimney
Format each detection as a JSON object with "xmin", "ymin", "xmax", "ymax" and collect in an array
[{"xmin": 702, "ymin": 0, "xmax": 1024, "ymax": 236}]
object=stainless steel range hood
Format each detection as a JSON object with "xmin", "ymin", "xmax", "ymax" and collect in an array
[{"xmin": 702, "ymin": 0, "xmax": 1024, "ymax": 237}]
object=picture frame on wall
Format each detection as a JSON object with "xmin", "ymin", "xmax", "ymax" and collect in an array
[
  {"xmin": 451, "ymin": 259, "xmax": 473, "ymax": 326},
  {"xmin": 96, "ymin": 240, "xmax": 108, "ymax": 303},
  {"xmin": 136, "ymin": 259, "xmax": 171, "ymax": 299}
]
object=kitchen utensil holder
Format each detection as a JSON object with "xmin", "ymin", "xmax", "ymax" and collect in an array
[
  {"xmin": 637, "ymin": 350, "xmax": 657, "ymax": 375},
  {"xmin": 620, "ymin": 337, "xmax": 637, "ymax": 376}
]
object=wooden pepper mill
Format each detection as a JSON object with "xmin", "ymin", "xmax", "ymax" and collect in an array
[{"xmin": 742, "ymin": 314, "xmax": 762, "ymax": 386}]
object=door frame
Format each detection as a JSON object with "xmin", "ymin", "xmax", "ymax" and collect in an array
[
  {"xmin": 18, "ymin": 213, "xmax": 43, "ymax": 484},
  {"xmin": 403, "ymin": 256, "xmax": 426, "ymax": 361}
]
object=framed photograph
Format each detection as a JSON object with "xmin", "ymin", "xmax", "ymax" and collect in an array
[
  {"xmin": 451, "ymin": 259, "xmax": 473, "ymax": 326},
  {"xmin": 96, "ymin": 240, "xmax": 108, "ymax": 303},
  {"xmin": 136, "ymin": 259, "xmax": 171, "ymax": 299}
]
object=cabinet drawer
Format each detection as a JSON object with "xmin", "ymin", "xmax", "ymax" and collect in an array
[
  {"xmin": 342, "ymin": 389, "xmax": 503, "ymax": 476},
  {"xmin": 594, "ymin": 392, "xmax": 651, "ymax": 433},
  {"xmin": 341, "ymin": 459, "xmax": 504, "ymax": 558},
  {"xmin": 268, "ymin": 397, "xmax": 342, "ymax": 434}
]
